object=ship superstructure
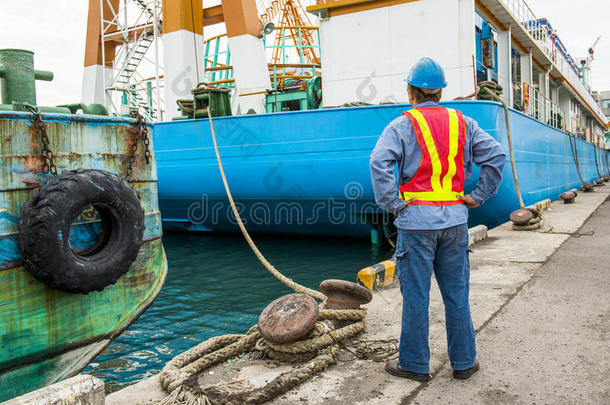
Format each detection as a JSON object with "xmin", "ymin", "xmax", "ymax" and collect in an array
[{"xmin": 82, "ymin": 0, "xmax": 610, "ymax": 238}]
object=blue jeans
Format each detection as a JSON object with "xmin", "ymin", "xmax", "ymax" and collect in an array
[{"xmin": 395, "ymin": 224, "xmax": 476, "ymax": 373}]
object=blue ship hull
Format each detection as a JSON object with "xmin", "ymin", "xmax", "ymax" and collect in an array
[{"xmin": 153, "ymin": 101, "xmax": 609, "ymax": 236}]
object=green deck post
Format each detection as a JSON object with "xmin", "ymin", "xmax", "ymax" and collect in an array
[{"xmin": 0, "ymin": 49, "xmax": 53, "ymax": 105}]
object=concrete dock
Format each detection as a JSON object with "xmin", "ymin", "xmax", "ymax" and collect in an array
[{"xmin": 107, "ymin": 185, "xmax": 610, "ymax": 405}]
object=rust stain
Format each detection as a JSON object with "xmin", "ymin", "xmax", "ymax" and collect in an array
[
  {"xmin": 121, "ymin": 272, "xmax": 154, "ymax": 296},
  {"xmin": 45, "ymin": 289, "xmax": 60, "ymax": 346}
]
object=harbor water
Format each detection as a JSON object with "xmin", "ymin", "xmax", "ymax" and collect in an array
[{"xmin": 83, "ymin": 231, "xmax": 392, "ymax": 393}]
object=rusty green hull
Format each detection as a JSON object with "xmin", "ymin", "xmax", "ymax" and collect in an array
[{"xmin": 0, "ymin": 111, "xmax": 167, "ymax": 401}]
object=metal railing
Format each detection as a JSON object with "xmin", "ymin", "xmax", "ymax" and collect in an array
[
  {"xmin": 519, "ymin": 82, "xmax": 565, "ymax": 131},
  {"xmin": 501, "ymin": 0, "xmax": 607, "ymax": 122},
  {"xmin": 203, "ymin": 26, "xmax": 322, "ymax": 90},
  {"xmin": 203, "ymin": 34, "xmax": 234, "ymax": 87},
  {"xmin": 100, "ymin": 0, "xmax": 163, "ymax": 119}
]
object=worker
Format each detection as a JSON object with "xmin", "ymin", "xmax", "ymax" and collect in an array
[{"xmin": 369, "ymin": 57, "xmax": 506, "ymax": 381}]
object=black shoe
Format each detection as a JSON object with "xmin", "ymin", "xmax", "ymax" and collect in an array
[
  {"xmin": 452, "ymin": 360, "xmax": 479, "ymax": 380},
  {"xmin": 384, "ymin": 359, "xmax": 431, "ymax": 382}
]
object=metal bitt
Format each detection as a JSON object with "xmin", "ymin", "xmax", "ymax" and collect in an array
[
  {"xmin": 258, "ymin": 293, "xmax": 319, "ymax": 344},
  {"xmin": 559, "ymin": 191, "xmax": 576, "ymax": 204},
  {"xmin": 0, "ymin": 49, "xmax": 53, "ymax": 105},
  {"xmin": 581, "ymin": 182, "xmax": 595, "ymax": 192},
  {"xmin": 569, "ymin": 188, "xmax": 579, "ymax": 196},
  {"xmin": 319, "ymin": 279, "xmax": 373, "ymax": 310},
  {"xmin": 594, "ymin": 178, "xmax": 605, "ymax": 186},
  {"xmin": 604, "ymin": 175, "xmax": 610, "ymax": 182},
  {"xmin": 192, "ymin": 84, "xmax": 232, "ymax": 118},
  {"xmin": 509, "ymin": 207, "xmax": 539, "ymax": 226}
]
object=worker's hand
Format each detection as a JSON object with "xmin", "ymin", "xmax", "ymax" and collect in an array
[
  {"xmin": 394, "ymin": 198, "xmax": 417, "ymax": 217},
  {"xmin": 457, "ymin": 194, "xmax": 480, "ymax": 209}
]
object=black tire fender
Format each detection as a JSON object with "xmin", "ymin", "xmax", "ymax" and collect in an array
[{"xmin": 18, "ymin": 169, "xmax": 145, "ymax": 294}]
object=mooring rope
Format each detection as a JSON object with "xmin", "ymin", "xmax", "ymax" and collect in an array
[
  {"xmin": 593, "ymin": 144, "xmax": 603, "ymax": 179},
  {"xmin": 152, "ymin": 108, "xmax": 405, "ymax": 405},
  {"xmin": 156, "ymin": 311, "xmax": 368, "ymax": 405},
  {"xmin": 455, "ymin": 81, "xmax": 524, "ymax": 208},
  {"xmin": 568, "ymin": 132, "xmax": 589, "ymax": 188},
  {"xmin": 511, "ymin": 216, "xmax": 544, "ymax": 231},
  {"xmin": 205, "ymin": 108, "xmax": 326, "ymax": 302}
]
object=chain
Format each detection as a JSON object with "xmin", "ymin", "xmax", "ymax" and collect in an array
[
  {"xmin": 25, "ymin": 105, "xmax": 58, "ymax": 176},
  {"xmin": 126, "ymin": 111, "xmax": 152, "ymax": 181}
]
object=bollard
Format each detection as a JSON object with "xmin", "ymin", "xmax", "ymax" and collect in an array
[
  {"xmin": 319, "ymin": 279, "xmax": 372, "ymax": 310},
  {"xmin": 0, "ymin": 49, "xmax": 53, "ymax": 105},
  {"xmin": 509, "ymin": 208, "xmax": 535, "ymax": 226},
  {"xmin": 559, "ymin": 191, "xmax": 576, "ymax": 204},
  {"xmin": 258, "ymin": 293, "xmax": 319, "ymax": 344},
  {"xmin": 581, "ymin": 182, "xmax": 594, "ymax": 192}
]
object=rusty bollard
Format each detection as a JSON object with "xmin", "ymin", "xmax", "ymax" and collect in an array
[
  {"xmin": 569, "ymin": 188, "xmax": 579, "ymax": 196},
  {"xmin": 581, "ymin": 182, "xmax": 595, "ymax": 192},
  {"xmin": 320, "ymin": 279, "xmax": 372, "ymax": 310},
  {"xmin": 560, "ymin": 191, "xmax": 576, "ymax": 204},
  {"xmin": 509, "ymin": 207, "xmax": 538, "ymax": 226},
  {"xmin": 320, "ymin": 280, "xmax": 372, "ymax": 329},
  {"xmin": 594, "ymin": 178, "xmax": 605, "ymax": 186},
  {"xmin": 258, "ymin": 293, "xmax": 319, "ymax": 344},
  {"xmin": 604, "ymin": 175, "xmax": 610, "ymax": 182}
]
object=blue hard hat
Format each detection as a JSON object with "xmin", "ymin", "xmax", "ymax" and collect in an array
[{"xmin": 405, "ymin": 57, "xmax": 447, "ymax": 89}]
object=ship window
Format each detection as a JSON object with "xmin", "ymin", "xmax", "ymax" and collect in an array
[{"xmin": 511, "ymin": 48, "xmax": 521, "ymax": 83}]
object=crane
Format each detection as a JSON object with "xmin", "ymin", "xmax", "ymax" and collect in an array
[{"xmin": 588, "ymin": 35, "xmax": 601, "ymax": 59}]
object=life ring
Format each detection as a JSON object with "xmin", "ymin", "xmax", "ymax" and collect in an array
[
  {"xmin": 18, "ymin": 169, "xmax": 145, "ymax": 294},
  {"xmin": 523, "ymin": 83, "xmax": 530, "ymax": 106}
]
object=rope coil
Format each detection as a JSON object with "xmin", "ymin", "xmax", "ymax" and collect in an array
[{"xmin": 154, "ymin": 109, "xmax": 395, "ymax": 405}]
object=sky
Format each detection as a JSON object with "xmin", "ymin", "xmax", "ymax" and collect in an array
[{"xmin": 0, "ymin": 0, "xmax": 608, "ymax": 106}]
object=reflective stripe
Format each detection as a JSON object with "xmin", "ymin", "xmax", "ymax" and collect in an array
[
  {"xmin": 401, "ymin": 108, "xmax": 464, "ymax": 204},
  {"xmin": 406, "ymin": 109, "xmax": 443, "ymax": 193},
  {"xmin": 443, "ymin": 109, "xmax": 460, "ymax": 192},
  {"xmin": 401, "ymin": 190, "xmax": 464, "ymax": 202}
]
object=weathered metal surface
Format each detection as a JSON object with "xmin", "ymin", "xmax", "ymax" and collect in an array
[
  {"xmin": 0, "ymin": 340, "xmax": 109, "ymax": 403},
  {"xmin": 319, "ymin": 279, "xmax": 373, "ymax": 310},
  {"xmin": 258, "ymin": 294, "xmax": 319, "ymax": 344},
  {"xmin": 594, "ymin": 178, "xmax": 605, "ymax": 185},
  {"xmin": 0, "ymin": 49, "xmax": 53, "ymax": 105},
  {"xmin": 569, "ymin": 188, "xmax": 579, "ymax": 196},
  {"xmin": 0, "ymin": 112, "xmax": 157, "ymax": 193},
  {"xmin": 0, "ymin": 110, "xmax": 166, "ymax": 401},
  {"xmin": 0, "ymin": 239, "xmax": 167, "ymax": 401},
  {"xmin": 509, "ymin": 208, "xmax": 535, "ymax": 226},
  {"xmin": 559, "ymin": 191, "xmax": 576, "ymax": 204}
]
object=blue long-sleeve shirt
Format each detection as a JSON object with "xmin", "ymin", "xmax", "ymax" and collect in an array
[{"xmin": 369, "ymin": 101, "xmax": 506, "ymax": 230}]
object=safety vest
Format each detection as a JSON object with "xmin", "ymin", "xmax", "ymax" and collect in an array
[{"xmin": 399, "ymin": 107, "xmax": 466, "ymax": 206}]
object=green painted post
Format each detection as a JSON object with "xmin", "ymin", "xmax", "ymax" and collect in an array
[
  {"xmin": 226, "ymin": 49, "xmax": 231, "ymax": 82},
  {"xmin": 213, "ymin": 38, "xmax": 221, "ymax": 83},
  {"xmin": 0, "ymin": 49, "xmax": 53, "ymax": 105},
  {"xmin": 204, "ymin": 40, "xmax": 211, "ymax": 71},
  {"xmin": 371, "ymin": 229, "xmax": 380, "ymax": 245},
  {"xmin": 147, "ymin": 81, "xmax": 153, "ymax": 111}
]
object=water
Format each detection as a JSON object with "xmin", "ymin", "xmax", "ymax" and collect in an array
[{"xmin": 83, "ymin": 231, "xmax": 392, "ymax": 394}]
